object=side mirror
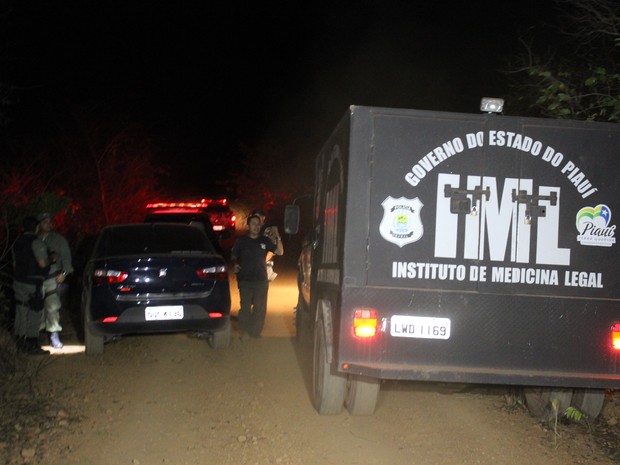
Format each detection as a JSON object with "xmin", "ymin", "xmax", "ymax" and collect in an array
[{"xmin": 284, "ymin": 205, "xmax": 300, "ymax": 234}]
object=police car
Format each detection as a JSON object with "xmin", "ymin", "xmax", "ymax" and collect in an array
[{"xmin": 145, "ymin": 198, "xmax": 236, "ymax": 253}]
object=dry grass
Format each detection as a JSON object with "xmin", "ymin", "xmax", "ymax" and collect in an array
[{"xmin": 0, "ymin": 329, "xmax": 60, "ymax": 464}]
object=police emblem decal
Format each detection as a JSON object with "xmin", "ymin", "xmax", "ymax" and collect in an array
[{"xmin": 379, "ymin": 196, "xmax": 424, "ymax": 247}]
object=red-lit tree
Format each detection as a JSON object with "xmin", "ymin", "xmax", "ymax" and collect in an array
[{"xmin": 58, "ymin": 118, "xmax": 165, "ymax": 237}]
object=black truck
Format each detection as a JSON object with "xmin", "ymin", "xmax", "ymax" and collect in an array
[{"xmin": 287, "ymin": 105, "xmax": 620, "ymax": 418}]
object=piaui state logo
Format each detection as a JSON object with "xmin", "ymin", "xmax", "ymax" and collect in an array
[
  {"xmin": 576, "ymin": 204, "xmax": 616, "ymax": 247},
  {"xmin": 379, "ymin": 196, "xmax": 424, "ymax": 247}
]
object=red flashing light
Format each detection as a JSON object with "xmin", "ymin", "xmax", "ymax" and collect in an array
[
  {"xmin": 146, "ymin": 198, "xmax": 229, "ymax": 210},
  {"xmin": 93, "ymin": 269, "xmax": 129, "ymax": 284},
  {"xmin": 612, "ymin": 323, "xmax": 620, "ymax": 350},
  {"xmin": 102, "ymin": 316, "xmax": 118, "ymax": 323},
  {"xmin": 196, "ymin": 266, "xmax": 228, "ymax": 281},
  {"xmin": 149, "ymin": 207, "xmax": 202, "ymax": 214},
  {"xmin": 146, "ymin": 200, "xmax": 208, "ymax": 209},
  {"xmin": 353, "ymin": 309, "xmax": 378, "ymax": 338}
]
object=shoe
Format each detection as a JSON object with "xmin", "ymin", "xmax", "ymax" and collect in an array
[
  {"xmin": 50, "ymin": 332, "xmax": 64, "ymax": 349},
  {"xmin": 26, "ymin": 338, "xmax": 50, "ymax": 356}
]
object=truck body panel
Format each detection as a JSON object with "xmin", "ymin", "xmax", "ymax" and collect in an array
[{"xmin": 308, "ymin": 106, "xmax": 620, "ymax": 390}]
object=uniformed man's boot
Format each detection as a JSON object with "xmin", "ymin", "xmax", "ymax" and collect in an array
[
  {"xmin": 26, "ymin": 338, "xmax": 50, "ymax": 356},
  {"xmin": 50, "ymin": 332, "xmax": 63, "ymax": 349}
]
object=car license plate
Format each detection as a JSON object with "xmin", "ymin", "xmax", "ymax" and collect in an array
[
  {"xmin": 390, "ymin": 315, "xmax": 451, "ymax": 340},
  {"xmin": 145, "ymin": 305, "xmax": 184, "ymax": 321}
]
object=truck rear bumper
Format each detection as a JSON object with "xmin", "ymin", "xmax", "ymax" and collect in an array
[{"xmin": 340, "ymin": 361, "xmax": 620, "ymax": 389}]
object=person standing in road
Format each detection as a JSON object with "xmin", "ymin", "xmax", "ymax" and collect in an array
[
  {"xmin": 231, "ymin": 214, "xmax": 283, "ymax": 341},
  {"xmin": 38, "ymin": 212, "xmax": 74, "ymax": 349},
  {"xmin": 12, "ymin": 216, "xmax": 52, "ymax": 355}
]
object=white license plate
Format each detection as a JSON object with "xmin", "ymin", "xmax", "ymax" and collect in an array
[
  {"xmin": 390, "ymin": 315, "xmax": 451, "ymax": 340},
  {"xmin": 145, "ymin": 305, "xmax": 184, "ymax": 321}
]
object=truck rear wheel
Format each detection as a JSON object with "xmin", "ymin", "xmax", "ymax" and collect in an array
[
  {"xmin": 345, "ymin": 375, "xmax": 380, "ymax": 415},
  {"xmin": 313, "ymin": 313, "xmax": 346, "ymax": 414},
  {"xmin": 523, "ymin": 387, "xmax": 572, "ymax": 421},
  {"xmin": 571, "ymin": 388, "xmax": 605, "ymax": 419}
]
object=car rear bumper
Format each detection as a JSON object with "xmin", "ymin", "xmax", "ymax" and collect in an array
[{"xmin": 89, "ymin": 305, "xmax": 230, "ymax": 336}]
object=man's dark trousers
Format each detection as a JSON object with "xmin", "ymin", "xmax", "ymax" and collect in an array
[{"xmin": 238, "ymin": 280, "xmax": 269, "ymax": 337}]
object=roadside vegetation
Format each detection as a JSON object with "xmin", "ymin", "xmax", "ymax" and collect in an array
[{"xmin": 0, "ymin": 0, "xmax": 618, "ymax": 463}]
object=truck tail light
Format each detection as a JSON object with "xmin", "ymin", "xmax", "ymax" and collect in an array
[
  {"xmin": 612, "ymin": 323, "xmax": 620, "ymax": 350},
  {"xmin": 354, "ymin": 309, "xmax": 377, "ymax": 338}
]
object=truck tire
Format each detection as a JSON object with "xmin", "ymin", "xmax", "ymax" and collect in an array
[
  {"xmin": 345, "ymin": 375, "xmax": 380, "ymax": 415},
  {"xmin": 209, "ymin": 319, "xmax": 231, "ymax": 349},
  {"xmin": 571, "ymin": 388, "xmax": 605, "ymax": 419},
  {"xmin": 523, "ymin": 387, "xmax": 572, "ymax": 421},
  {"xmin": 313, "ymin": 313, "xmax": 346, "ymax": 414}
]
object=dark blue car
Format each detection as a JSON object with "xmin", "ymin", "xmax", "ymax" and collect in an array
[{"xmin": 82, "ymin": 223, "xmax": 231, "ymax": 354}]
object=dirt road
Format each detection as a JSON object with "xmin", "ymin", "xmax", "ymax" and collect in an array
[{"xmin": 30, "ymin": 272, "xmax": 616, "ymax": 465}]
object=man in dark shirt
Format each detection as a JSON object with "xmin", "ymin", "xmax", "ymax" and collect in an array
[{"xmin": 231, "ymin": 214, "xmax": 283, "ymax": 340}]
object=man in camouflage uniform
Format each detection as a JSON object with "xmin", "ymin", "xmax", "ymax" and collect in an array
[
  {"xmin": 12, "ymin": 216, "xmax": 51, "ymax": 355},
  {"xmin": 38, "ymin": 213, "xmax": 73, "ymax": 349}
]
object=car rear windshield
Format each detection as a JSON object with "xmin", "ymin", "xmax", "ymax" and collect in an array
[
  {"xmin": 143, "ymin": 212, "xmax": 223, "ymax": 254},
  {"xmin": 94, "ymin": 224, "xmax": 215, "ymax": 257}
]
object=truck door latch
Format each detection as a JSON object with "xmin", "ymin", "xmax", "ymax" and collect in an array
[{"xmin": 444, "ymin": 185, "xmax": 491, "ymax": 215}]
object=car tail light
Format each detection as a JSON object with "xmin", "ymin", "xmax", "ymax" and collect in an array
[
  {"xmin": 612, "ymin": 323, "xmax": 620, "ymax": 350},
  {"xmin": 353, "ymin": 309, "xmax": 378, "ymax": 338},
  {"xmin": 102, "ymin": 316, "xmax": 118, "ymax": 323},
  {"xmin": 209, "ymin": 312, "xmax": 223, "ymax": 318},
  {"xmin": 196, "ymin": 266, "xmax": 228, "ymax": 280},
  {"xmin": 93, "ymin": 269, "xmax": 129, "ymax": 284}
]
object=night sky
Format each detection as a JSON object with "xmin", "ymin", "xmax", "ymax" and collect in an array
[{"xmin": 2, "ymin": 1, "xmax": 558, "ymax": 194}]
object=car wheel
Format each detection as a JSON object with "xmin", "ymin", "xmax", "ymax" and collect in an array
[
  {"xmin": 82, "ymin": 292, "xmax": 104, "ymax": 355},
  {"xmin": 209, "ymin": 319, "xmax": 231, "ymax": 349},
  {"xmin": 312, "ymin": 311, "xmax": 346, "ymax": 415},
  {"xmin": 84, "ymin": 315, "xmax": 104, "ymax": 355},
  {"xmin": 523, "ymin": 387, "xmax": 572, "ymax": 421},
  {"xmin": 345, "ymin": 375, "xmax": 380, "ymax": 415}
]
